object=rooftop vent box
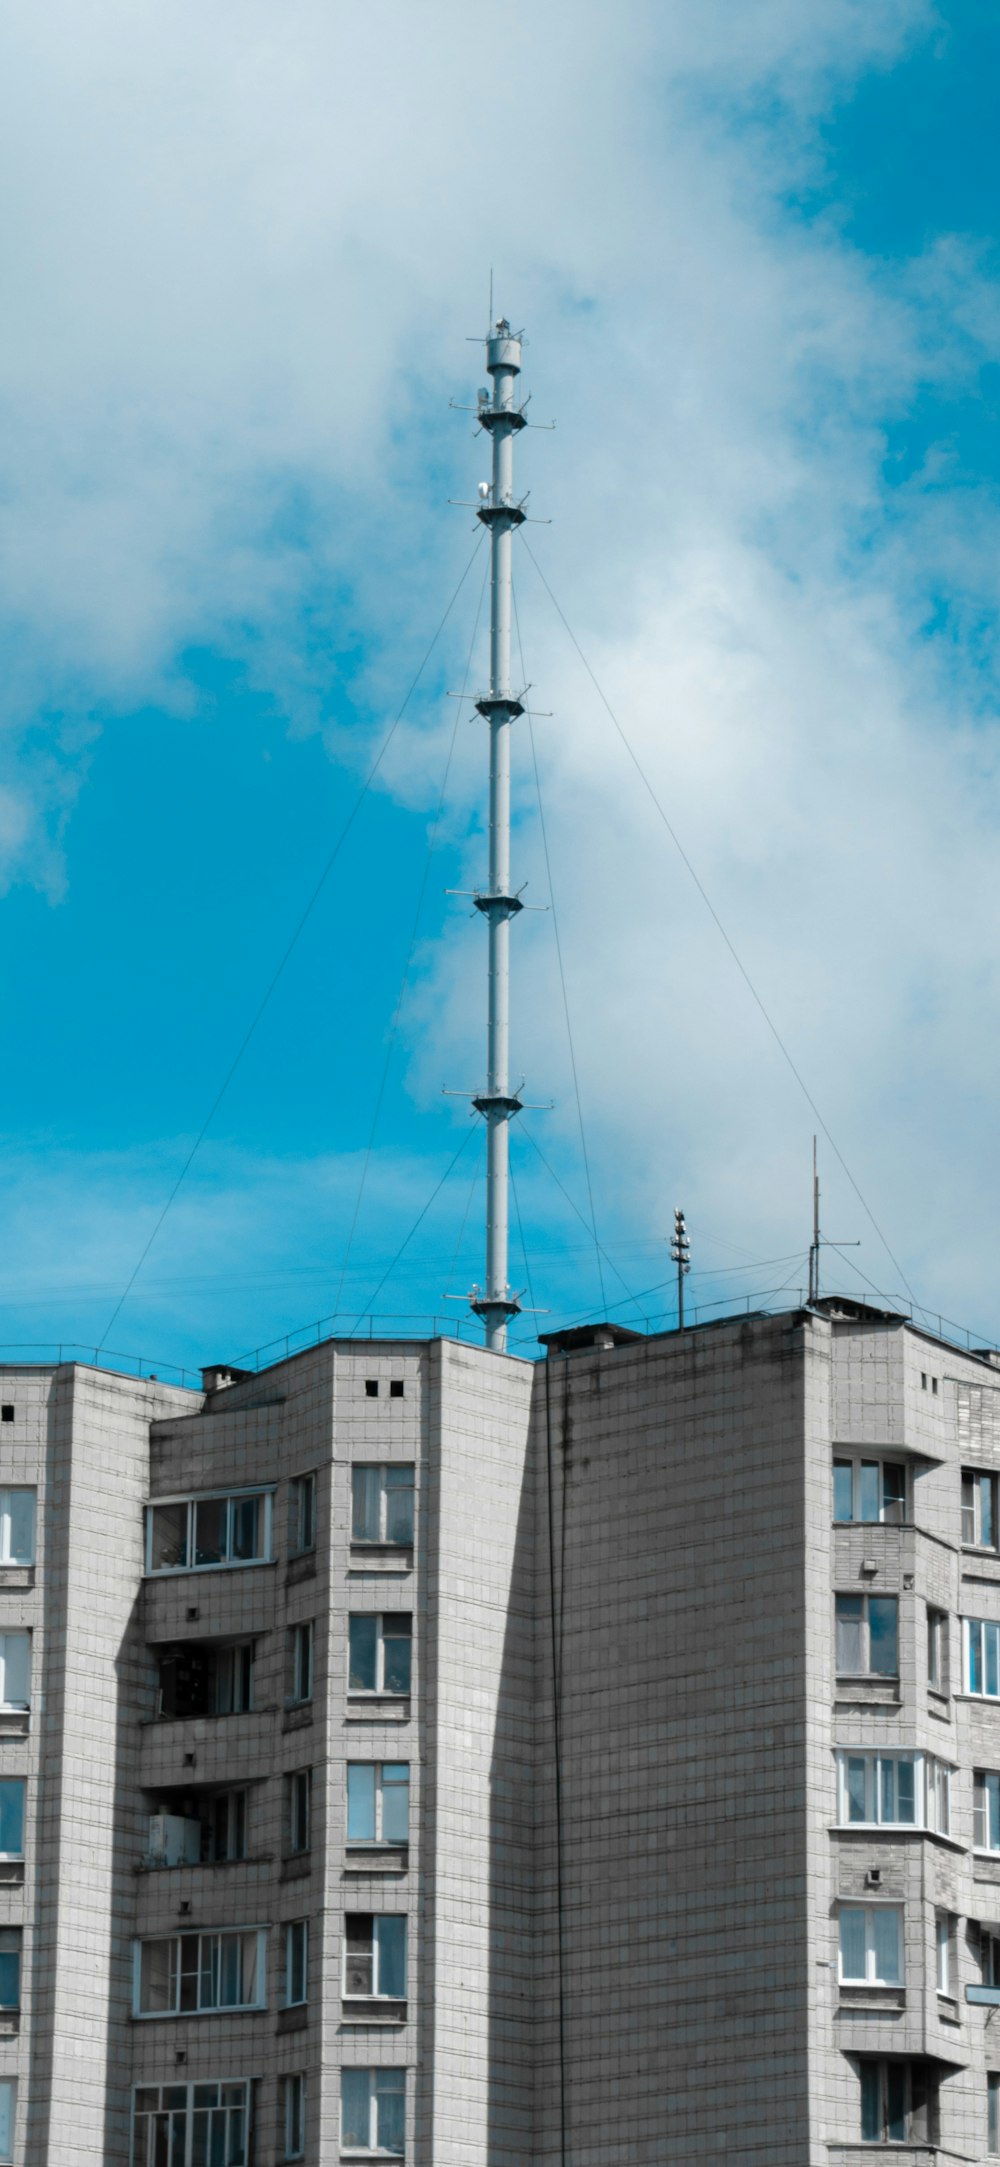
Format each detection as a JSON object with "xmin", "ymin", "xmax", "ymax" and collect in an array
[{"xmin": 146, "ymin": 1814, "xmax": 201, "ymax": 1868}]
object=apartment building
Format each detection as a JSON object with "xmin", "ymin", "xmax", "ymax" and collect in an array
[{"xmin": 4, "ymin": 1297, "xmax": 1000, "ymax": 2161}]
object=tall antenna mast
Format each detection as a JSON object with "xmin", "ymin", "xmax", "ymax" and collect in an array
[
  {"xmin": 808, "ymin": 1136, "xmax": 819, "ymax": 1304},
  {"xmin": 469, "ymin": 317, "xmax": 527, "ymax": 1352}
]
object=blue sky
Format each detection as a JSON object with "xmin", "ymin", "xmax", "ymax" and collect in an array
[{"xmin": 2, "ymin": 0, "xmax": 1000, "ymax": 1377}]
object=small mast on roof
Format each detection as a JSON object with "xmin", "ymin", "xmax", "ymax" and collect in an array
[{"xmin": 469, "ymin": 317, "xmax": 528, "ymax": 1352}]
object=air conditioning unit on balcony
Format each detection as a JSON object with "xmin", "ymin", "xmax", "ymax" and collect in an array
[{"xmin": 146, "ymin": 1813, "xmax": 201, "ymax": 1867}]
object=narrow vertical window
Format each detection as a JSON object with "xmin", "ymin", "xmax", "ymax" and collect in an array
[
  {"xmin": 283, "ymin": 2073, "xmax": 305, "ymax": 2161},
  {"xmin": 936, "ymin": 1914, "xmax": 952, "ymax": 1996},
  {"xmin": 289, "ymin": 1474, "xmax": 316, "ymax": 1554},
  {"xmin": 0, "ymin": 2080, "xmax": 15, "ymax": 2166},
  {"xmin": 287, "ymin": 1770, "xmax": 312, "ymax": 1856},
  {"xmin": 0, "ymin": 1781, "xmax": 25, "ymax": 1858},
  {"xmin": 0, "ymin": 1931, "xmax": 21, "ymax": 2010},
  {"xmin": 285, "ymin": 1920, "xmax": 308, "ymax": 2006},
  {"xmin": 290, "ymin": 1622, "xmax": 314, "ymax": 1705},
  {"xmin": 989, "ymin": 2072, "xmax": 999, "ymax": 2156},
  {"xmin": 927, "ymin": 1607, "xmax": 947, "ymax": 1693},
  {"xmin": 0, "ymin": 1491, "xmax": 35, "ymax": 1566},
  {"xmin": 0, "ymin": 1632, "xmax": 30, "ymax": 1710}
]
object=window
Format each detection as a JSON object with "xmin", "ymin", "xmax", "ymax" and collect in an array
[
  {"xmin": 976, "ymin": 1771, "xmax": 1000, "ymax": 1852},
  {"xmin": 983, "ymin": 1929, "xmax": 1000, "ymax": 1989},
  {"xmin": 347, "ymin": 1763, "xmax": 410, "ymax": 1846},
  {"xmin": 284, "ymin": 1919, "xmax": 308, "ymax": 2006},
  {"xmin": 839, "ymin": 1907, "xmax": 903, "ymax": 1985},
  {"xmin": 927, "ymin": 1607, "xmax": 948, "ymax": 1693},
  {"xmin": 341, "ymin": 2069, "xmax": 405, "ymax": 2155},
  {"xmin": 349, "ymin": 1615, "xmax": 412, "ymax": 1695},
  {"xmin": 157, "ymin": 1642, "xmax": 254, "ymax": 1719},
  {"xmin": 0, "ymin": 1408, "xmax": 12, "ymax": 1424},
  {"xmin": 0, "ymin": 1780, "xmax": 25, "ymax": 1858},
  {"xmin": 836, "ymin": 1594, "xmax": 898, "ymax": 1677},
  {"xmin": 964, "ymin": 1470, "xmax": 999, "ymax": 1548},
  {"xmin": 0, "ymin": 1632, "xmax": 30, "ymax": 1710},
  {"xmin": 0, "ymin": 1489, "xmax": 34, "ymax": 1565},
  {"xmin": 344, "ymin": 1915, "xmax": 407, "ymax": 1999},
  {"xmin": 200, "ymin": 1788, "xmax": 247, "ymax": 1863},
  {"xmin": 287, "ymin": 1770, "xmax": 312, "ymax": 1856},
  {"xmin": 283, "ymin": 2073, "xmax": 305, "ymax": 2162},
  {"xmin": 0, "ymin": 1930, "xmax": 21, "ymax": 2010},
  {"xmin": 936, "ymin": 1913, "xmax": 954, "ymax": 1996},
  {"xmin": 990, "ymin": 2072, "xmax": 1000, "ymax": 2157},
  {"xmin": 835, "ymin": 1750, "xmax": 951, "ymax": 1833},
  {"xmin": 964, "ymin": 1617, "xmax": 1000, "ymax": 1696},
  {"xmin": 389, "ymin": 1380, "xmax": 405, "ymax": 1399},
  {"xmin": 146, "ymin": 1491, "xmax": 272, "ymax": 1573},
  {"xmin": 365, "ymin": 1379, "xmax": 379, "ymax": 1398},
  {"xmin": 290, "ymin": 1622, "xmax": 314, "ymax": 1706},
  {"xmin": 289, "ymin": 1474, "xmax": 315, "ymax": 1555},
  {"xmin": 135, "ymin": 1930, "xmax": 265, "ymax": 2015},
  {"xmin": 132, "ymin": 2082, "xmax": 250, "ymax": 2166},
  {"xmin": 0, "ymin": 2081, "xmax": 14, "ymax": 2165},
  {"xmin": 858, "ymin": 2060, "xmax": 936, "ymax": 2145},
  {"xmin": 351, "ymin": 1466, "xmax": 415, "ymax": 1546},
  {"xmin": 833, "ymin": 1459, "xmax": 906, "ymax": 1525}
]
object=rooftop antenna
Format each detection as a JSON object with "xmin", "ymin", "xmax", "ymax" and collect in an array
[
  {"xmin": 468, "ymin": 315, "xmax": 528, "ymax": 1351},
  {"xmin": 671, "ymin": 1207, "xmax": 691, "ymax": 1330},
  {"xmin": 808, "ymin": 1136, "xmax": 820, "ymax": 1304}
]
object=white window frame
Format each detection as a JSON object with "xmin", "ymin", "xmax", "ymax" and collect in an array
[
  {"xmin": 835, "ymin": 1749, "xmax": 952, "ymax": 1833},
  {"xmin": 963, "ymin": 1468, "xmax": 1000, "ymax": 1549},
  {"xmin": 131, "ymin": 2080, "xmax": 251, "ymax": 2167},
  {"xmin": 936, "ymin": 1913, "xmax": 954, "ymax": 1996},
  {"xmin": 343, "ymin": 1914, "xmax": 408, "ymax": 2000},
  {"xmin": 833, "ymin": 1456, "xmax": 906, "ymax": 1525},
  {"xmin": 838, "ymin": 1904, "xmax": 903, "ymax": 1986},
  {"xmin": 283, "ymin": 2072, "xmax": 305, "ymax": 2162},
  {"xmin": 284, "ymin": 1919, "xmax": 308, "ymax": 2008},
  {"xmin": 145, "ymin": 1488, "xmax": 274, "ymax": 1575},
  {"xmin": 351, "ymin": 1464, "xmax": 416, "ymax": 1546},
  {"xmin": 0, "ymin": 1631, "xmax": 30, "ymax": 1711},
  {"xmin": 348, "ymin": 1614, "xmax": 412, "ymax": 1697},
  {"xmin": 835, "ymin": 1592, "xmax": 898, "ymax": 1678},
  {"xmin": 0, "ymin": 1489, "xmax": 35, "ymax": 1566},
  {"xmin": 289, "ymin": 1473, "xmax": 316, "ymax": 1556},
  {"xmin": 964, "ymin": 1617, "xmax": 1000, "ymax": 1697},
  {"xmin": 340, "ymin": 2068, "xmax": 406, "ymax": 2156},
  {"xmin": 927, "ymin": 1606, "xmax": 948, "ymax": 1694},
  {"xmin": 976, "ymin": 1770, "xmax": 1000, "ymax": 1853},
  {"xmin": 346, "ymin": 1763, "xmax": 410, "ymax": 1848},
  {"xmin": 132, "ymin": 1928, "xmax": 267, "ymax": 2017},
  {"xmin": 290, "ymin": 1621, "xmax": 314, "ymax": 1706},
  {"xmin": 0, "ymin": 2078, "xmax": 15, "ymax": 2166}
]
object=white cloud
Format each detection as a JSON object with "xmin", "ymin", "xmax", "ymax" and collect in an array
[{"xmin": 6, "ymin": 0, "xmax": 1000, "ymax": 1338}]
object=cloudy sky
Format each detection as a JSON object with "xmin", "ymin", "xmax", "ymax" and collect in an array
[{"xmin": 1, "ymin": 0, "xmax": 999, "ymax": 1376}]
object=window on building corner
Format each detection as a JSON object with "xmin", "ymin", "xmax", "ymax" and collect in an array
[
  {"xmin": 963, "ymin": 1470, "xmax": 1000, "ymax": 1549},
  {"xmin": 351, "ymin": 1465, "xmax": 415, "ymax": 1546},
  {"xmin": 146, "ymin": 1491, "xmax": 272, "ymax": 1574},
  {"xmin": 836, "ymin": 1749, "xmax": 951, "ymax": 1834},
  {"xmin": 0, "ymin": 1931, "xmax": 21, "ymax": 2011},
  {"xmin": 289, "ymin": 1621, "xmax": 314, "ymax": 1706},
  {"xmin": 283, "ymin": 2073, "xmax": 305, "ymax": 2162},
  {"xmin": 284, "ymin": 1919, "xmax": 308, "ymax": 2007},
  {"xmin": 0, "ymin": 1632, "xmax": 30, "ymax": 1711},
  {"xmin": 965, "ymin": 1617, "xmax": 1000, "ymax": 1697},
  {"xmin": 838, "ymin": 1906, "xmax": 902, "ymax": 1986},
  {"xmin": 0, "ymin": 1490, "xmax": 35, "ymax": 1566},
  {"xmin": 287, "ymin": 1769, "xmax": 312, "ymax": 1856},
  {"xmin": 340, "ymin": 2068, "xmax": 405, "ymax": 2156},
  {"xmin": 0, "ymin": 2079, "xmax": 15, "ymax": 2166},
  {"xmin": 349, "ymin": 1615, "xmax": 412, "ymax": 1696},
  {"xmin": 344, "ymin": 1914, "xmax": 407, "ymax": 1999},
  {"xmin": 975, "ymin": 1770, "xmax": 1000, "ymax": 1852},
  {"xmin": 982, "ymin": 1928, "xmax": 1000, "ymax": 1990},
  {"xmin": 936, "ymin": 1913, "xmax": 955, "ymax": 1997},
  {"xmin": 833, "ymin": 1457, "xmax": 906, "ymax": 1526},
  {"xmin": 858, "ymin": 2059, "xmax": 937, "ymax": 2145},
  {"xmin": 990, "ymin": 2071, "xmax": 1000, "ymax": 2157},
  {"xmin": 835, "ymin": 1593, "xmax": 898, "ymax": 1677},
  {"xmin": 0, "ymin": 1780, "xmax": 25, "ymax": 1859},
  {"xmin": 346, "ymin": 1763, "xmax": 410, "ymax": 1847},
  {"xmin": 289, "ymin": 1473, "xmax": 316, "ymax": 1555},
  {"xmin": 927, "ymin": 1606, "xmax": 948, "ymax": 1694}
]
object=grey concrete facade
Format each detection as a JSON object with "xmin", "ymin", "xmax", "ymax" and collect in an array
[{"xmin": 2, "ymin": 1300, "xmax": 1000, "ymax": 2160}]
